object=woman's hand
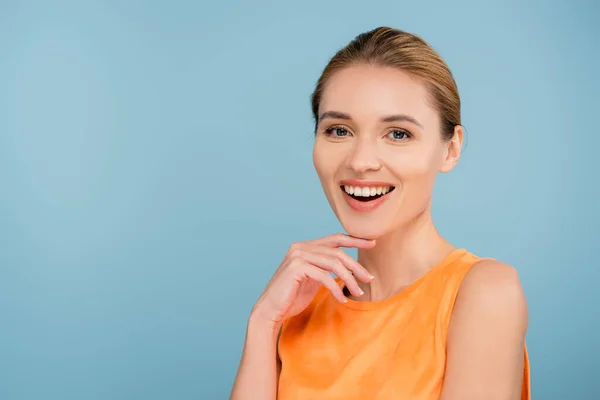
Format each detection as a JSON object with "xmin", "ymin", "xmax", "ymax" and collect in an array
[{"xmin": 251, "ymin": 233, "xmax": 376, "ymax": 329}]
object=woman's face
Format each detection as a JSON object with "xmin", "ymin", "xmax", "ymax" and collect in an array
[{"xmin": 313, "ymin": 64, "xmax": 461, "ymax": 240}]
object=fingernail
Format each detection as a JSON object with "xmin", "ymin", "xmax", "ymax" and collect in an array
[{"xmin": 359, "ymin": 289, "xmax": 364, "ymax": 296}]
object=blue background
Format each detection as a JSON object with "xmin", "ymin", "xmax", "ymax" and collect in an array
[{"xmin": 1, "ymin": 0, "xmax": 598, "ymax": 398}]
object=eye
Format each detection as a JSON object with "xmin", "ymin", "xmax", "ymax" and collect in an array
[
  {"xmin": 386, "ymin": 129, "xmax": 411, "ymax": 141},
  {"xmin": 324, "ymin": 125, "xmax": 351, "ymax": 139}
]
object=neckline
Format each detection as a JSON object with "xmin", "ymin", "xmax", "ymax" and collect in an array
[{"xmin": 335, "ymin": 248, "xmax": 468, "ymax": 311}]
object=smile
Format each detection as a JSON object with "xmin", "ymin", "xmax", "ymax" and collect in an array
[
  {"xmin": 339, "ymin": 184, "xmax": 396, "ymax": 212},
  {"xmin": 341, "ymin": 185, "xmax": 395, "ymax": 201}
]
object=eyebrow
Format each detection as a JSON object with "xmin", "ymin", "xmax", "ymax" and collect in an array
[{"xmin": 318, "ymin": 111, "xmax": 423, "ymax": 128}]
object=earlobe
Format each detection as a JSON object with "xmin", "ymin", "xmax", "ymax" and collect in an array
[{"xmin": 439, "ymin": 125, "xmax": 463, "ymax": 173}]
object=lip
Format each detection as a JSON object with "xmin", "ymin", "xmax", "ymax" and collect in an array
[
  {"xmin": 339, "ymin": 179, "xmax": 395, "ymax": 188},
  {"xmin": 340, "ymin": 186, "xmax": 394, "ymax": 213}
]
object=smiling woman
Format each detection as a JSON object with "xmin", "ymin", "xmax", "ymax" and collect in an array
[{"xmin": 230, "ymin": 26, "xmax": 530, "ymax": 400}]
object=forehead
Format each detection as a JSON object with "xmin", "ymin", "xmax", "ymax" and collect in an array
[{"xmin": 320, "ymin": 64, "xmax": 437, "ymax": 126}]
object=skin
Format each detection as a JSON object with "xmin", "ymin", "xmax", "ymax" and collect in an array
[{"xmin": 230, "ymin": 64, "xmax": 528, "ymax": 400}]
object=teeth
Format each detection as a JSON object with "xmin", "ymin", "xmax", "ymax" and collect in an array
[{"xmin": 343, "ymin": 185, "xmax": 393, "ymax": 197}]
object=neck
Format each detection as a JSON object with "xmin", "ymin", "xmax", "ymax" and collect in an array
[{"xmin": 355, "ymin": 205, "xmax": 456, "ymax": 302}]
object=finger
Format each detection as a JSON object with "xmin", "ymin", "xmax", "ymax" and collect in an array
[
  {"xmin": 307, "ymin": 233, "xmax": 376, "ymax": 249},
  {"xmin": 309, "ymin": 245, "xmax": 373, "ymax": 283},
  {"xmin": 292, "ymin": 242, "xmax": 373, "ymax": 282},
  {"xmin": 302, "ymin": 265, "xmax": 347, "ymax": 303},
  {"xmin": 295, "ymin": 251, "xmax": 362, "ymax": 297}
]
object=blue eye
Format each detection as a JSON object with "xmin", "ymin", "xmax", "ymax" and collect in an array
[
  {"xmin": 324, "ymin": 126, "xmax": 350, "ymax": 138},
  {"xmin": 387, "ymin": 130, "xmax": 411, "ymax": 141}
]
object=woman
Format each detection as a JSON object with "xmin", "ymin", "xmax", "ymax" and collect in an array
[{"xmin": 230, "ymin": 26, "xmax": 530, "ymax": 400}]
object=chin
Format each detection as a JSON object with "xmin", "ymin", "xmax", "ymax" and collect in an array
[{"xmin": 339, "ymin": 219, "xmax": 391, "ymax": 241}]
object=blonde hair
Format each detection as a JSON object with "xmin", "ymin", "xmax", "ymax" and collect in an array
[{"xmin": 310, "ymin": 26, "xmax": 461, "ymax": 140}]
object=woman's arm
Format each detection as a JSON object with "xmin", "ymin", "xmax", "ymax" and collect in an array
[
  {"xmin": 440, "ymin": 260, "xmax": 529, "ymax": 400},
  {"xmin": 229, "ymin": 314, "xmax": 281, "ymax": 400}
]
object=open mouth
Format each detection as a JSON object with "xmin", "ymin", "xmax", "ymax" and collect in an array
[{"xmin": 340, "ymin": 185, "xmax": 396, "ymax": 202}]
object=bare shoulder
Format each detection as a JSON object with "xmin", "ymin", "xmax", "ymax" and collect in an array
[
  {"xmin": 452, "ymin": 258, "xmax": 528, "ymax": 335},
  {"xmin": 464, "ymin": 258, "xmax": 523, "ymax": 287},
  {"xmin": 441, "ymin": 259, "xmax": 529, "ymax": 399}
]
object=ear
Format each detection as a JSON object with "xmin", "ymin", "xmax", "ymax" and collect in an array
[{"xmin": 439, "ymin": 125, "xmax": 463, "ymax": 173}]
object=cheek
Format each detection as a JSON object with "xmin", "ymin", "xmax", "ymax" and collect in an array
[
  {"xmin": 386, "ymin": 149, "xmax": 438, "ymax": 180},
  {"xmin": 312, "ymin": 140, "xmax": 340, "ymax": 181}
]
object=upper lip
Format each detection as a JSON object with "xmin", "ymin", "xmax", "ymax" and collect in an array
[{"xmin": 339, "ymin": 179, "xmax": 395, "ymax": 188}]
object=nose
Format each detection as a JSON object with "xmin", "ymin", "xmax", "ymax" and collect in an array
[{"xmin": 348, "ymin": 137, "xmax": 382, "ymax": 173}]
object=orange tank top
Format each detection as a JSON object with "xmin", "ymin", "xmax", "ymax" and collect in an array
[{"xmin": 277, "ymin": 248, "xmax": 531, "ymax": 399}]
